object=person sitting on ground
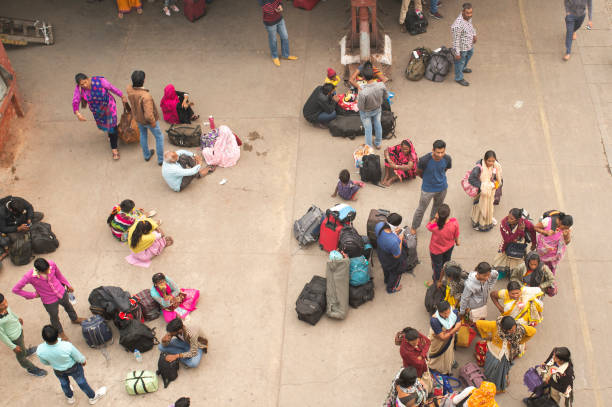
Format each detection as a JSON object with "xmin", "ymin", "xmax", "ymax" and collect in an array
[
  {"xmin": 476, "ymin": 316, "xmax": 536, "ymax": 393},
  {"xmin": 509, "ymin": 251, "xmax": 556, "ymax": 297},
  {"xmin": 331, "ymin": 169, "xmax": 364, "ymax": 201},
  {"xmin": 159, "ymin": 317, "xmax": 208, "ymax": 368},
  {"xmin": 107, "ymin": 199, "xmax": 157, "ymax": 242},
  {"xmin": 440, "ymin": 261, "xmax": 468, "ymax": 309},
  {"xmin": 491, "ymin": 280, "xmax": 544, "ymax": 327},
  {"xmin": 397, "ymin": 327, "xmax": 431, "ymax": 377},
  {"xmin": 150, "ymin": 273, "xmax": 200, "ymax": 323},
  {"xmin": 531, "ymin": 347, "xmax": 574, "ymax": 406},
  {"xmin": 125, "ymin": 219, "xmax": 173, "ymax": 267},
  {"xmin": 534, "ymin": 211, "xmax": 573, "ymax": 275},
  {"xmin": 0, "ymin": 196, "xmax": 44, "ymax": 260},
  {"xmin": 428, "ymin": 301, "xmax": 461, "ymax": 375},
  {"xmin": 375, "ymin": 213, "xmax": 408, "ymax": 294},
  {"xmin": 160, "ymin": 84, "xmax": 199, "ymax": 124},
  {"xmin": 426, "ymin": 204, "xmax": 460, "ymax": 288},
  {"xmin": 383, "ymin": 367, "xmax": 429, "ymax": 407},
  {"xmin": 492, "ymin": 208, "xmax": 536, "ymax": 270},
  {"xmin": 302, "ymin": 83, "xmax": 340, "ymax": 128},
  {"xmin": 382, "ymin": 139, "xmax": 418, "ymax": 186},
  {"xmin": 202, "ymin": 125, "xmax": 241, "ymax": 168},
  {"xmin": 349, "ymin": 60, "xmax": 389, "ymax": 91},
  {"xmin": 162, "ymin": 150, "xmax": 214, "ymax": 192},
  {"xmin": 459, "ymin": 262, "xmax": 498, "ymax": 322},
  {"xmin": 324, "ymin": 68, "xmax": 340, "ymax": 93}
]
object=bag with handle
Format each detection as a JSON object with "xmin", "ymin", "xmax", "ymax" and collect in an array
[
  {"xmin": 455, "ymin": 325, "xmax": 477, "ymax": 348},
  {"xmin": 349, "ymin": 279, "xmax": 374, "ymax": 308},
  {"xmin": 295, "ymin": 275, "xmax": 327, "ymax": 325},
  {"xmin": 29, "ymin": 222, "xmax": 59, "ymax": 254},
  {"xmin": 524, "ymin": 367, "xmax": 544, "ymax": 396},
  {"xmin": 405, "ymin": 10, "xmax": 428, "ymax": 35},
  {"xmin": 183, "ymin": 0, "xmax": 207, "ymax": 22},
  {"xmin": 359, "ymin": 154, "xmax": 382, "ymax": 184},
  {"xmin": 349, "ymin": 255, "xmax": 370, "ymax": 286},
  {"xmin": 81, "ymin": 314, "xmax": 113, "ymax": 348},
  {"xmin": 425, "ymin": 47, "xmax": 455, "ymax": 82},
  {"xmin": 125, "ymin": 370, "xmax": 159, "ymax": 395},
  {"xmin": 405, "ymin": 47, "xmax": 432, "ymax": 81},
  {"xmin": 338, "ymin": 226, "xmax": 364, "ymax": 258},
  {"xmin": 119, "ymin": 319, "xmax": 158, "ymax": 352},
  {"xmin": 459, "ymin": 362, "xmax": 486, "ymax": 388},
  {"xmin": 9, "ymin": 233, "xmax": 33, "ymax": 266},
  {"xmin": 167, "ymin": 124, "xmax": 202, "ymax": 147},
  {"xmin": 117, "ymin": 103, "xmax": 140, "ymax": 144},
  {"xmin": 294, "ymin": 205, "xmax": 324, "ymax": 247},
  {"xmin": 461, "ymin": 164, "xmax": 481, "ymax": 198}
]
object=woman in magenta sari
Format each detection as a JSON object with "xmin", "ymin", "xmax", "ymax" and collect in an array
[
  {"xmin": 534, "ymin": 212, "xmax": 573, "ymax": 275},
  {"xmin": 160, "ymin": 84, "xmax": 199, "ymax": 124},
  {"xmin": 382, "ymin": 139, "xmax": 418, "ymax": 187},
  {"xmin": 72, "ymin": 73, "xmax": 127, "ymax": 160},
  {"xmin": 150, "ymin": 273, "xmax": 200, "ymax": 322},
  {"xmin": 125, "ymin": 219, "xmax": 173, "ymax": 268}
]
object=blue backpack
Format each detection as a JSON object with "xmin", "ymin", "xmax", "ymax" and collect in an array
[{"xmin": 349, "ymin": 256, "xmax": 370, "ymax": 286}]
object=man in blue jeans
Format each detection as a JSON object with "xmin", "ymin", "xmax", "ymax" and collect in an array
[
  {"xmin": 451, "ymin": 3, "xmax": 476, "ymax": 87},
  {"xmin": 260, "ymin": 0, "xmax": 298, "ymax": 66},
  {"xmin": 357, "ymin": 63, "xmax": 388, "ymax": 149},
  {"xmin": 36, "ymin": 325, "xmax": 107, "ymax": 405},
  {"xmin": 159, "ymin": 318, "xmax": 208, "ymax": 368},
  {"xmin": 563, "ymin": 0, "xmax": 590, "ymax": 61},
  {"xmin": 127, "ymin": 70, "xmax": 164, "ymax": 165}
]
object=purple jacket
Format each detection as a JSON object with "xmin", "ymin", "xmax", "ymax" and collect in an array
[{"xmin": 12, "ymin": 261, "xmax": 71, "ymax": 304}]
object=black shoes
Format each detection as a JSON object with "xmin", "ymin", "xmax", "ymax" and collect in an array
[
  {"xmin": 144, "ymin": 149, "xmax": 155, "ymax": 161},
  {"xmin": 456, "ymin": 79, "xmax": 470, "ymax": 86},
  {"xmin": 462, "ymin": 68, "xmax": 472, "ymax": 73}
]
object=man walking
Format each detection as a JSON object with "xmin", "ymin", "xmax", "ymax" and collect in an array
[
  {"xmin": 37, "ymin": 325, "xmax": 107, "ymax": 405},
  {"xmin": 12, "ymin": 258, "xmax": 85, "ymax": 341},
  {"xmin": 563, "ymin": 0, "xmax": 589, "ymax": 60},
  {"xmin": 159, "ymin": 318, "xmax": 208, "ymax": 368},
  {"xmin": 127, "ymin": 70, "xmax": 164, "ymax": 165},
  {"xmin": 259, "ymin": 0, "xmax": 298, "ymax": 67},
  {"xmin": 451, "ymin": 3, "xmax": 476, "ymax": 86},
  {"xmin": 0, "ymin": 293, "xmax": 47, "ymax": 377},
  {"xmin": 410, "ymin": 140, "xmax": 451, "ymax": 235},
  {"xmin": 357, "ymin": 63, "xmax": 388, "ymax": 149}
]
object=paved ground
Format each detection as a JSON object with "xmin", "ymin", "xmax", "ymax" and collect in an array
[{"xmin": 1, "ymin": 0, "xmax": 611, "ymax": 406}]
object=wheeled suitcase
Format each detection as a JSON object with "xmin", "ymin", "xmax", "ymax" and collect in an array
[
  {"xmin": 82, "ymin": 315, "xmax": 113, "ymax": 348},
  {"xmin": 319, "ymin": 214, "xmax": 344, "ymax": 252},
  {"xmin": 184, "ymin": 0, "xmax": 207, "ymax": 22},
  {"xmin": 326, "ymin": 257, "xmax": 350, "ymax": 319},
  {"xmin": 295, "ymin": 276, "xmax": 327, "ymax": 325}
]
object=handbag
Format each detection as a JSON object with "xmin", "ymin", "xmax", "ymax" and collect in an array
[
  {"xmin": 117, "ymin": 103, "xmax": 140, "ymax": 144},
  {"xmin": 523, "ymin": 393, "xmax": 559, "ymax": 407},
  {"xmin": 455, "ymin": 325, "xmax": 476, "ymax": 348},
  {"xmin": 523, "ymin": 367, "xmax": 544, "ymax": 395},
  {"xmin": 505, "ymin": 241, "xmax": 528, "ymax": 259}
]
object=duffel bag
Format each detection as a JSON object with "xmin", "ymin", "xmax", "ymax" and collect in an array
[
  {"xmin": 167, "ymin": 124, "xmax": 202, "ymax": 147},
  {"xmin": 349, "ymin": 279, "xmax": 374, "ymax": 308},
  {"xmin": 9, "ymin": 233, "xmax": 33, "ymax": 266},
  {"xmin": 328, "ymin": 112, "xmax": 396, "ymax": 140},
  {"xmin": 119, "ymin": 319, "xmax": 158, "ymax": 352},
  {"xmin": 29, "ymin": 222, "xmax": 59, "ymax": 254},
  {"xmin": 326, "ymin": 256, "xmax": 350, "ymax": 319},
  {"xmin": 81, "ymin": 315, "xmax": 113, "ymax": 348},
  {"xmin": 294, "ymin": 205, "xmax": 325, "ymax": 247},
  {"xmin": 295, "ymin": 275, "xmax": 327, "ymax": 325},
  {"xmin": 125, "ymin": 370, "xmax": 159, "ymax": 395}
]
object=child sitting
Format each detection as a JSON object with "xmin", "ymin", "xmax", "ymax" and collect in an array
[
  {"xmin": 331, "ymin": 169, "xmax": 364, "ymax": 201},
  {"xmin": 324, "ymin": 68, "xmax": 340, "ymax": 93}
]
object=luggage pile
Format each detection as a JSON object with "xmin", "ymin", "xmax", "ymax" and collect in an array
[{"xmin": 404, "ymin": 46, "xmax": 455, "ymax": 83}]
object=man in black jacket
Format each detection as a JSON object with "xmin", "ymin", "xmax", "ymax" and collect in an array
[
  {"xmin": 302, "ymin": 83, "xmax": 339, "ymax": 128},
  {"xmin": 0, "ymin": 196, "xmax": 44, "ymax": 259}
]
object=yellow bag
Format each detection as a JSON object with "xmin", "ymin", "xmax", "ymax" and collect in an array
[{"xmin": 456, "ymin": 325, "xmax": 475, "ymax": 348}]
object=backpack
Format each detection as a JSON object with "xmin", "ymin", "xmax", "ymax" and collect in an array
[
  {"xmin": 403, "ymin": 232, "xmax": 419, "ymax": 271},
  {"xmin": 118, "ymin": 319, "xmax": 158, "ymax": 352},
  {"xmin": 459, "ymin": 362, "xmax": 486, "ymax": 389},
  {"xmin": 349, "ymin": 255, "xmax": 370, "ymax": 286},
  {"xmin": 81, "ymin": 314, "xmax": 113, "ymax": 348},
  {"xmin": 167, "ymin": 124, "xmax": 202, "ymax": 147},
  {"xmin": 405, "ymin": 10, "xmax": 428, "ymax": 35},
  {"xmin": 9, "ymin": 233, "xmax": 33, "ymax": 266},
  {"xmin": 360, "ymin": 154, "xmax": 382, "ymax": 184},
  {"xmin": 157, "ymin": 352, "xmax": 179, "ymax": 388},
  {"xmin": 349, "ymin": 279, "xmax": 375, "ymax": 308},
  {"xmin": 295, "ymin": 275, "xmax": 327, "ymax": 325},
  {"xmin": 366, "ymin": 209, "xmax": 390, "ymax": 248},
  {"xmin": 29, "ymin": 222, "xmax": 59, "ymax": 254},
  {"xmin": 338, "ymin": 226, "xmax": 364, "ymax": 258},
  {"xmin": 405, "ymin": 47, "xmax": 432, "ymax": 81},
  {"xmin": 425, "ymin": 47, "xmax": 455, "ymax": 82},
  {"xmin": 125, "ymin": 370, "xmax": 159, "ymax": 395},
  {"xmin": 294, "ymin": 205, "xmax": 325, "ymax": 247},
  {"xmin": 133, "ymin": 289, "xmax": 161, "ymax": 322}
]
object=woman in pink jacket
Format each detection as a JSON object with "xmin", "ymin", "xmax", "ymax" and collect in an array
[{"xmin": 426, "ymin": 204, "xmax": 460, "ymax": 287}]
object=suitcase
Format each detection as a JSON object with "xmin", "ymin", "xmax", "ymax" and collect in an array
[
  {"xmin": 29, "ymin": 222, "xmax": 59, "ymax": 254},
  {"xmin": 125, "ymin": 370, "xmax": 159, "ymax": 395},
  {"xmin": 294, "ymin": 205, "xmax": 325, "ymax": 247},
  {"xmin": 81, "ymin": 315, "xmax": 113, "ymax": 348},
  {"xmin": 167, "ymin": 124, "xmax": 202, "ymax": 147},
  {"xmin": 459, "ymin": 362, "xmax": 486, "ymax": 389},
  {"xmin": 183, "ymin": 0, "xmax": 207, "ymax": 22},
  {"xmin": 293, "ymin": 0, "xmax": 320, "ymax": 10},
  {"xmin": 319, "ymin": 214, "xmax": 344, "ymax": 252},
  {"xmin": 118, "ymin": 103, "xmax": 140, "ymax": 144},
  {"xmin": 338, "ymin": 226, "xmax": 364, "ymax": 258},
  {"xmin": 295, "ymin": 276, "xmax": 327, "ymax": 325},
  {"xmin": 367, "ymin": 209, "xmax": 390, "ymax": 248},
  {"xmin": 349, "ymin": 279, "xmax": 374, "ymax": 308},
  {"xmin": 326, "ymin": 257, "xmax": 350, "ymax": 319}
]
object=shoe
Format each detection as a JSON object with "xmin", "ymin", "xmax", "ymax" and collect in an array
[
  {"xmin": 144, "ymin": 149, "xmax": 155, "ymax": 161},
  {"xmin": 89, "ymin": 387, "xmax": 107, "ymax": 405},
  {"xmin": 26, "ymin": 367, "xmax": 47, "ymax": 377},
  {"xmin": 563, "ymin": 54, "xmax": 570, "ymax": 61},
  {"xmin": 158, "ymin": 161, "xmax": 163, "ymax": 166},
  {"xmin": 429, "ymin": 11, "xmax": 443, "ymax": 19},
  {"xmin": 284, "ymin": 56, "xmax": 298, "ymax": 60},
  {"xmin": 462, "ymin": 68, "xmax": 472, "ymax": 73},
  {"xmin": 492, "ymin": 218, "xmax": 498, "ymax": 226},
  {"xmin": 25, "ymin": 346, "xmax": 37, "ymax": 357},
  {"xmin": 374, "ymin": 144, "xmax": 382, "ymax": 150},
  {"xmin": 58, "ymin": 332, "xmax": 69, "ymax": 341},
  {"xmin": 452, "ymin": 360, "xmax": 459, "ymax": 369},
  {"xmin": 66, "ymin": 396, "xmax": 76, "ymax": 405},
  {"xmin": 400, "ymin": 24, "xmax": 407, "ymax": 33},
  {"xmin": 163, "ymin": 7, "xmax": 171, "ymax": 16},
  {"xmin": 456, "ymin": 79, "xmax": 470, "ymax": 86},
  {"xmin": 146, "ymin": 210, "xmax": 157, "ymax": 217},
  {"xmin": 171, "ymin": 5, "xmax": 179, "ymax": 12},
  {"xmin": 272, "ymin": 58, "xmax": 280, "ymax": 66},
  {"xmin": 72, "ymin": 317, "xmax": 86, "ymax": 325}
]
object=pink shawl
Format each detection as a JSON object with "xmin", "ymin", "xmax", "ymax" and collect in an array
[
  {"xmin": 160, "ymin": 84, "xmax": 180, "ymax": 124},
  {"xmin": 202, "ymin": 125, "xmax": 240, "ymax": 167}
]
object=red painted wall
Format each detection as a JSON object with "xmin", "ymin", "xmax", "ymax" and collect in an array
[{"xmin": 0, "ymin": 42, "xmax": 24, "ymax": 153}]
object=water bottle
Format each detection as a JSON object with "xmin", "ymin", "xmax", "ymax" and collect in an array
[
  {"xmin": 68, "ymin": 292, "xmax": 77, "ymax": 305},
  {"xmin": 208, "ymin": 115, "xmax": 215, "ymax": 130},
  {"xmin": 134, "ymin": 349, "xmax": 142, "ymax": 362}
]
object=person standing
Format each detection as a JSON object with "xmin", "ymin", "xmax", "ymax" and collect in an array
[
  {"xmin": 357, "ymin": 64, "xmax": 388, "ymax": 149},
  {"xmin": 426, "ymin": 203, "xmax": 459, "ymax": 287},
  {"xmin": 458, "ymin": 261, "xmax": 498, "ymax": 322},
  {"xmin": 0, "ymin": 293, "xmax": 47, "ymax": 377},
  {"xmin": 492, "ymin": 208, "xmax": 537, "ymax": 271},
  {"xmin": 375, "ymin": 213, "xmax": 408, "ymax": 294},
  {"xmin": 72, "ymin": 73, "xmax": 127, "ymax": 161},
  {"xmin": 397, "ymin": 327, "xmax": 431, "ymax": 377},
  {"xmin": 410, "ymin": 140, "xmax": 452, "ymax": 235},
  {"xmin": 259, "ymin": 0, "xmax": 298, "ymax": 67},
  {"xmin": 12, "ymin": 258, "xmax": 85, "ymax": 341},
  {"xmin": 428, "ymin": 301, "xmax": 461, "ymax": 374},
  {"xmin": 534, "ymin": 212, "xmax": 573, "ymax": 275},
  {"xmin": 563, "ymin": 0, "xmax": 590, "ymax": 60},
  {"xmin": 468, "ymin": 150, "xmax": 503, "ymax": 232},
  {"xmin": 127, "ymin": 70, "xmax": 164, "ymax": 165},
  {"xmin": 451, "ymin": 3, "xmax": 476, "ymax": 86},
  {"xmin": 36, "ymin": 325, "xmax": 107, "ymax": 405}
]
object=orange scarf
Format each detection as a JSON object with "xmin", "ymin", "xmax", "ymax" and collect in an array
[{"xmin": 467, "ymin": 381, "xmax": 499, "ymax": 407}]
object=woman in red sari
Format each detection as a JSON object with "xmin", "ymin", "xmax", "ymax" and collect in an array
[{"xmin": 382, "ymin": 139, "xmax": 418, "ymax": 187}]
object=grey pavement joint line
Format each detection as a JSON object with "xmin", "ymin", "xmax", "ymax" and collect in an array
[{"xmin": 518, "ymin": 0, "xmax": 604, "ymax": 406}]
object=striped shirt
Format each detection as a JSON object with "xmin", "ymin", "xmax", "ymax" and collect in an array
[
  {"xmin": 451, "ymin": 13, "xmax": 476, "ymax": 54},
  {"xmin": 261, "ymin": 0, "xmax": 283, "ymax": 26},
  {"xmin": 179, "ymin": 324, "xmax": 208, "ymax": 358},
  {"xmin": 109, "ymin": 208, "xmax": 143, "ymax": 241}
]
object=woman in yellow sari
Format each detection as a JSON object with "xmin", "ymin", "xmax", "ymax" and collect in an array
[
  {"xmin": 116, "ymin": 0, "xmax": 143, "ymax": 19},
  {"xmin": 468, "ymin": 151, "xmax": 502, "ymax": 232},
  {"xmin": 490, "ymin": 281, "xmax": 544, "ymax": 327}
]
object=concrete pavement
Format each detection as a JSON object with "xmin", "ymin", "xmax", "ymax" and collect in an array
[{"xmin": 0, "ymin": 0, "xmax": 610, "ymax": 406}]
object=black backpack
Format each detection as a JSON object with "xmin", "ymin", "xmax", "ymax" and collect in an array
[
  {"xmin": 295, "ymin": 276, "xmax": 327, "ymax": 325},
  {"xmin": 425, "ymin": 47, "xmax": 455, "ymax": 82},
  {"xmin": 9, "ymin": 233, "xmax": 33, "ymax": 266},
  {"xmin": 29, "ymin": 222, "xmax": 59, "ymax": 254},
  {"xmin": 157, "ymin": 352, "xmax": 179, "ymax": 388},
  {"xmin": 405, "ymin": 10, "xmax": 428, "ymax": 35},
  {"xmin": 360, "ymin": 154, "xmax": 382, "ymax": 185},
  {"xmin": 338, "ymin": 226, "xmax": 364, "ymax": 258},
  {"xmin": 349, "ymin": 279, "xmax": 375, "ymax": 308},
  {"xmin": 167, "ymin": 124, "xmax": 202, "ymax": 147},
  {"xmin": 119, "ymin": 319, "xmax": 158, "ymax": 352}
]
